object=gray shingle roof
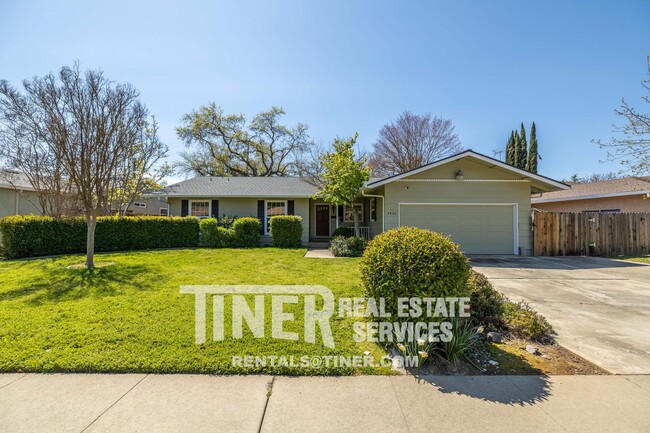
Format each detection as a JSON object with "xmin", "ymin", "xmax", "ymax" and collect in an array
[
  {"xmin": 157, "ymin": 176, "xmax": 319, "ymax": 198},
  {"xmin": 0, "ymin": 170, "xmax": 33, "ymax": 189},
  {"xmin": 532, "ymin": 176, "xmax": 650, "ymax": 202}
]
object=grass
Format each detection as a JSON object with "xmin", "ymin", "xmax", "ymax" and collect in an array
[
  {"xmin": 619, "ymin": 256, "xmax": 650, "ymax": 264},
  {"xmin": 0, "ymin": 248, "xmax": 390, "ymax": 375}
]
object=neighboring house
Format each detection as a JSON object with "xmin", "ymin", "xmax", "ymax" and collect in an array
[
  {"xmin": 0, "ymin": 171, "xmax": 42, "ymax": 217},
  {"xmin": 157, "ymin": 150, "xmax": 566, "ymax": 255},
  {"xmin": 532, "ymin": 177, "xmax": 650, "ymax": 213},
  {"xmin": 118, "ymin": 196, "xmax": 169, "ymax": 216}
]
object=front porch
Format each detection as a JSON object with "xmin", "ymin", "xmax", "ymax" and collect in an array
[{"xmin": 308, "ymin": 197, "xmax": 380, "ymax": 242}]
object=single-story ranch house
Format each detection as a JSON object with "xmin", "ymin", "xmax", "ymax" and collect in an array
[{"xmin": 157, "ymin": 150, "xmax": 568, "ymax": 255}]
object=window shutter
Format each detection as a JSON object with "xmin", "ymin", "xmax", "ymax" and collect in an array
[
  {"xmin": 287, "ymin": 200, "xmax": 295, "ymax": 215},
  {"xmin": 211, "ymin": 200, "xmax": 219, "ymax": 219},
  {"xmin": 338, "ymin": 205, "xmax": 344, "ymax": 223},
  {"xmin": 181, "ymin": 200, "xmax": 189, "ymax": 217},
  {"xmin": 257, "ymin": 200, "xmax": 265, "ymax": 234}
]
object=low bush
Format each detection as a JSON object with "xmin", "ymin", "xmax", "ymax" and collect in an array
[
  {"xmin": 269, "ymin": 215, "xmax": 303, "ymax": 248},
  {"xmin": 199, "ymin": 218, "xmax": 219, "ymax": 247},
  {"xmin": 332, "ymin": 226, "xmax": 354, "ymax": 238},
  {"xmin": 232, "ymin": 217, "xmax": 261, "ymax": 248},
  {"xmin": 503, "ymin": 301, "xmax": 554, "ymax": 341},
  {"xmin": 466, "ymin": 270, "xmax": 506, "ymax": 329},
  {"xmin": 0, "ymin": 215, "xmax": 199, "ymax": 259},
  {"xmin": 218, "ymin": 214, "xmax": 237, "ymax": 229},
  {"xmin": 360, "ymin": 226, "xmax": 470, "ymax": 319},
  {"xmin": 329, "ymin": 236, "xmax": 367, "ymax": 257},
  {"xmin": 441, "ymin": 318, "xmax": 482, "ymax": 365}
]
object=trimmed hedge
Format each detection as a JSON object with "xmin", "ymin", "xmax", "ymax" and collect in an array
[
  {"xmin": 198, "ymin": 216, "xmax": 261, "ymax": 248},
  {"xmin": 332, "ymin": 226, "xmax": 354, "ymax": 238},
  {"xmin": 360, "ymin": 226, "xmax": 470, "ymax": 320},
  {"xmin": 232, "ymin": 217, "xmax": 261, "ymax": 247},
  {"xmin": 269, "ymin": 215, "xmax": 303, "ymax": 248},
  {"xmin": 0, "ymin": 215, "xmax": 199, "ymax": 259}
]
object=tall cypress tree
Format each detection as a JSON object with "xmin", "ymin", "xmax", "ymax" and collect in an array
[
  {"xmin": 518, "ymin": 122, "xmax": 528, "ymax": 170},
  {"xmin": 506, "ymin": 131, "xmax": 515, "ymax": 165},
  {"xmin": 527, "ymin": 122, "xmax": 538, "ymax": 173},
  {"xmin": 513, "ymin": 130, "xmax": 521, "ymax": 168}
]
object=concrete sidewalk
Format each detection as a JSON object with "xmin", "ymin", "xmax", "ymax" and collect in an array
[{"xmin": 1, "ymin": 374, "xmax": 649, "ymax": 433}]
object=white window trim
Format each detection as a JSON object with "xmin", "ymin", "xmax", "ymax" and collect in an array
[
  {"xmin": 397, "ymin": 202, "xmax": 519, "ymax": 255},
  {"xmin": 344, "ymin": 203, "xmax": 364, "ymax": 223},
  {"xmin": 160, "ymin": 208, "xmax": 169, "ymax": 216},
  {"xmin": 264, "ymin": 199, "xmax": 288, "ymax": 235},
  {"xmin": 189, "ymin": 200, "xmax": 211, "ymax": 219},
  {"xmin": 369, "ymin": 198, "xmax": 377, "ymax": 223}
]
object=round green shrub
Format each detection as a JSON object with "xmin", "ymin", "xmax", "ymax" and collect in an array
[
  {"xmin": 359, "ymin": 226, "xmax": 470, "ymax": 319},
  {"xmin": 466, "ymin": 270, "xmax": 506, "ymax": 329},
  {"xmin": 269, "ymin": 215, "xmax": 303, "ymax": 248},
  {"xmin": 332, "ymin": 226, "xmax": 354, "ymax": 238},
  {"xmin": 231, "ymin": 217, "xmax": 261, "ymax": 247},
  {"xmin": 199, "ymin": 218, "xmax": 219, "ymax": 247}
]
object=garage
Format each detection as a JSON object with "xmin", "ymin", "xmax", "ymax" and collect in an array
[{"xmin": 398, "ymin": 203, "xmax": 517, "ymax": 254}]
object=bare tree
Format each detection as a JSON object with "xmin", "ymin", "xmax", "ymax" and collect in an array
[
  {"xmin": 176, "ymin": 104, "xmax": 313, "ymax": 177},
  {"xmin": 0, "ymin": 64, "xmax": 158, "ymax": 268},
  {"xmin": 0, "ymin": 127, "xmax": 77, "ymax": 217},
  {"xmin": 564, "ymin": 171, "xmax": 627, "ymax": 184},
  {"xmin": 595, "ymin": 57, "xmax": 650, "ymax": 176},
  {"xmin": 108, "ymin": 117, "xmax": 171, "ymax": 216},
  {"xmin": 368, "ymin": 111, "xmax": 462, "ymax": 176}
]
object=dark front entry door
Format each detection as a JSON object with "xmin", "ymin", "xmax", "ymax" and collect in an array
[{"xmin": 316, "ymin": 205, "xmax": 330, "ymax": 237}]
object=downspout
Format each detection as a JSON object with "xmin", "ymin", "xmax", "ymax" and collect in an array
[
  {"xmin": 361, "ymin": 189, "xmax": 385, "ymax": 233},
  {"xmin": 14, "ymin": 190, "xmax": 20, "ymax": 215}
]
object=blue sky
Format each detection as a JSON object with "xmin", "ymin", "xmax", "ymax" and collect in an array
[{"xmin": 1, "ymin": 0, "xmax": 648, "ymax": 182}]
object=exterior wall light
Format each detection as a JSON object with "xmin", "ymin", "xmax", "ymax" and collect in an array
[{"xmin": 456, "ymin": 170, "xmax": 464, "ymax": 181}]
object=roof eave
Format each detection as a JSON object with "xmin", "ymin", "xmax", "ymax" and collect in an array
[{"xmin": 367, "ymin": 150, "xmax": 569, "ymax": 192}]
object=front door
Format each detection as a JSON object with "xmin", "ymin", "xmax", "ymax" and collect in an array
[{"xmin": 316, "ymin": 205, "xmax": 330, "ymax": 237}]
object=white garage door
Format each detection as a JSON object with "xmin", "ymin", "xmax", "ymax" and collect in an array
[{"xmin": 399, "ymin": 204, "xmax": 516, "ymax": 254}]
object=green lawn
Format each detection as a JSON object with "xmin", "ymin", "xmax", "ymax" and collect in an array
[
  {"xmin": 0, "ymin": 248, "xmax": 389, "ymax": 375},
  {"xmin": 620, "ymin": 256, "xmax": 650, "ymax": 264}
]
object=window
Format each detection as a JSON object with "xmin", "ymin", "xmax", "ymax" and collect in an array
[
  {"xmin": 134, "ymin": 202, "xmax": 146, "ymax": 208},
  {"xmin": 369, "ymin": 198, "xmax": 377, "ymax": 222},
  {"xmin": 344, "ymin": 203, "xmax": 363, "ymax": 223},
  {"xmin": 160, "ymin": 208, "xmax": 169, "ymax": 216},
  {"xmin": 190, "ymin": 201, "xmax": 210, "ymax": 218},
  {"xmin": 265, "ymin": 200, "xmax": 287, "ymax": 234}
]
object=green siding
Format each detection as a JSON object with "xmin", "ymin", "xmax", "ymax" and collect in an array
[
  {"xmin": 168, "ymin": 197, "xmax": 310, "ymax": 246},
  {"xmin": 381, "ymin": 158, "xmax": 532, "ymax": 255}
]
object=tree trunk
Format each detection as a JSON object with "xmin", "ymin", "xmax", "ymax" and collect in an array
[{"xmin": 85, "ymin": 214, "xmax": 97, "ymax": 269}]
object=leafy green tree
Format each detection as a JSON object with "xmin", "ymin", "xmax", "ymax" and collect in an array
[
  {"xmin": 518, "ymin": 123, "xmax": 528, "ymax": 170},
  {"xmin": 176, "ymin": 103, "xmax": 313, "ymax": 176},
  {"xmin": 527, "ymin": 122, "xmax": 539, "ymax": 173},
  {"xmin": 315, "ymin": 134, "xmax": 370, "ymax": 236}
]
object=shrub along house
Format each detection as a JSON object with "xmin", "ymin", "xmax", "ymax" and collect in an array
[{"xmin": 157, "ymin": 150, "xmax": 567, "ymax": 255}]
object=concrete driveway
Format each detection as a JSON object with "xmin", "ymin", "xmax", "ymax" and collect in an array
[{"xmin": 471, "ymin": 256, "xmax": 650, "ymax": 374}]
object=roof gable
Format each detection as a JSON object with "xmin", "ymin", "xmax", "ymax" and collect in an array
[{"xmin": 367, "ymin": 150, "xmax": 568, "ymax": 193}]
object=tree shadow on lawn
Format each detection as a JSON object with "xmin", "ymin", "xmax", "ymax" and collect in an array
[
  {"xmin": 410, "ymin": 345, "xmax": 551, "ymax": 405},
  {"xmin": 0, "ymin": 262, "xmax": 160, "ymax": 305}
]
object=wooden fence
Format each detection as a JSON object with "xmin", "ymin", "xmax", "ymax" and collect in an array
[{"xmin": 533, "ymin": 210, "xmax": 650, "ymax": 256}]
